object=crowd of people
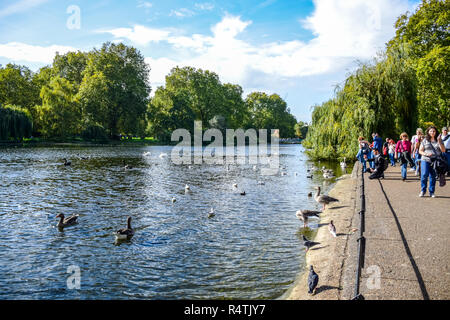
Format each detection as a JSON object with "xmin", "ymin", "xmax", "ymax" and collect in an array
[{"xmin": 356, "ymin": 126, "xmax": 449, "ymax": 198}]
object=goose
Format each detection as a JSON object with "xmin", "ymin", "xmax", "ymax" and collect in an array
[
  {"xmin": 295, "ymin": 210, "xmax": 321, "ymax": 227},
  {"xmin": 56, "ymin": 213, "xmax": 78, "ymax": 229},
  {"xmin": 208, "ymin": 208, "xmax": 215, "ymax": 218},
  {"xmin": 115, "ymin": 216, "xmax": 134, "ymax": 240},
  {"xmin": 340, "ymin": 157, "xmax": 347, "ymax": 168},
  {"xmin": 308, "ymin": 266, "xmax": 319, "ymax": 295},
  {"xmin": 63, "ymin": 158, "xmax": 71, "ymax": 166},
  {"xmin": 328, "ymin": 220, "xmax": 337, "ymax": 237},
  {"xmin": 314, "ymin": 186, "xmax": 339, "ymax": 210}
]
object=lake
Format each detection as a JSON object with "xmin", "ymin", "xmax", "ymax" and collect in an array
[{"xmin": 0, "ymin": 144, "xmax": 348, "ymax": 299}]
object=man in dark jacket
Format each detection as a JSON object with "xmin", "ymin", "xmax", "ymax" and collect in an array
[{"xmin": 364, "ymin": 148, "xmax": 387, "ymax": 179}]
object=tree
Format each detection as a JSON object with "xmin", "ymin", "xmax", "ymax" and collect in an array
[
  {"xmin": 0, "ymin": 104, "xmax": 33, "ymax": 140},
  {"xmin": 79, "ymin": 42, "xmax": 151, "ymax": 138}
]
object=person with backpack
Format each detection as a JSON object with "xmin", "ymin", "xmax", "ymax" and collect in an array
[
  {"xmin": 395, "ymin": 132, "xmax": 414, "ymax": 181},
  {"xmin": 419, "ymin": 126, "xmax": 446, "ymax": 197},
  {"xmin": 365, "ymin": 148, "xmax": 388, "ymax": 180}
]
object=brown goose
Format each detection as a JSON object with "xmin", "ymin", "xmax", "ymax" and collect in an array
[
  {"xmin": 56, "ymin": 213, "xmax": 78, "ymax": 228},
  {"xmin": 295, "ymin": 210, "xmax": 321, "ymax": 227},
  {"xmin": 115, "ymin": 216, "xmax": 135, "ymax": 240},
  {"xmin": 314, "ymin": 186, "xmax": 339, "ymax": 210}
]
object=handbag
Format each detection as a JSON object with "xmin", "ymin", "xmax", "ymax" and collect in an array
[{"xmin": 429, "ymin": 140, "xmax": 448, "ymax": 186}]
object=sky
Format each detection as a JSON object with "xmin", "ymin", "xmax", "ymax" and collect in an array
[{"xmin": 0, "ymin": 0, "xmax": 420, "ymax": 122}]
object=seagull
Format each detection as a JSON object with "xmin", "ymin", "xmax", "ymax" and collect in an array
[
  {"xmin": 340, "ymin": 157, "xmax": 347, "ymax": 168},
  {"xmin": 185, "ymin": 184, "xmax": 191, "ymax": 193},
  {"xmin": 328, "ymin": 220, "xmax": 337, "ymax": 237},
  {"xmin": 55, "ymin": 213, "xmax": 78, "ymax": 229},
  {"xmin": 314, "ymin": 186, "xmax": 339, "ymax": 210},
  {"xmin": 171, "ymin": 197, "xmax": 176, "ymax": 203},
  {"xmin": 208, "ymin": 208, "xmax": 215, "ymax": 218},
  {"xmin": 115, "ymin": 216, "xmax": 135, "ymax": 240},
  {"xmin": 295, "ymin": 210, "xmax": 321, "ymax": 227},
  {"xmin": 308, "ymin": 265, "xmax": 319, "ymax": 295}
]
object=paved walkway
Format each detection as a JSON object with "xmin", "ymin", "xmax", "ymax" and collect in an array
[{"xmin": 353, "ymin": 164, "xmax": 450, "ymax": 299}]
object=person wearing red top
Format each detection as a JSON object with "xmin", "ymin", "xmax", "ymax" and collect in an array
[{"xmin": 395, "ymin": 132, "xmax": 414, "ymax": 181}]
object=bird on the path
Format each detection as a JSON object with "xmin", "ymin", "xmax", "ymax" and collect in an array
[
  {"xmin": 56, "ymin": 213, "xmax": 78, "ymax": 229},
  {"xmin": 115, "ymin": 216, "xmax": 134, "ymax": 240},
  {"xmin": 302, "ymin": 235, "xmax": 317, "ymax": 252},
  {"xmin": 308, "ymin": 265, "xmax": 319, "ymax": 295},
  {"xmin": 296, "ymin": 210, "xmax": 321, "ymax": 227},
  {"xmin": 314, "ymin": 186, "xmax": 339, "ymax": 210},
  {"xmin": 328, "ymin": 220, "xmax": 337, "ymax": 237}
]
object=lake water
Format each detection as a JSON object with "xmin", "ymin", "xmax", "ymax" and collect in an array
[{"xmin": 0, "ymin": 144, "xmax": 348, "ymax": 299}]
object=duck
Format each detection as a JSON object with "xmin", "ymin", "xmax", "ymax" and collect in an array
[
  {"xmin": 56, "ymin": 213, "xmax": 78, "ymax": 229},
  {"xmin": 328, "ymin": 220, "xmax": 337, "ymax": 237},
  {"xmin": 185, "ymin": 184, "xmax": 191, "ymax": 193},
  {"xmin": 240, "ymin": 191, "xmax": 246, "ymax": 196},
  {"xmin": 314, "ymin": 186, "xmax": 339, "ymax": 210},
  {"xmin": 307, "ymin": 192, "xmax": 313, "ymax": 197},
  {"xmin": 63, "ymin": 158, "xmax": 71, "ymax": 166},
  {"xmin": 115, "ymin": 216, "xmax": 134, "ymax": 240},
  {"xmin": 208, "ymin": 208, "xmax": 215, "ymax": 218},
  {"xmin": 171, "ymin": 197, "xmax": 176, "ymax": 203},
  {"xmin": 295, "ymin": 209, "xmax": 321, "ymax": 227},
  {"xmin": 306, "ymin": 174, "xmax": 313, "ymax": 179}
]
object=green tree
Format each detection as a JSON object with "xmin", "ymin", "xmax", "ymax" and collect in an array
[{"xmin": 0, "ymin": 104, "xmax": 33, "ymax": 140}]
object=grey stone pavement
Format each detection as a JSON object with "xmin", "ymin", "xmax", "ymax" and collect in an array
[{"xmin": 342, "ymin": 163, "xmax": 450, "ymax": 300}]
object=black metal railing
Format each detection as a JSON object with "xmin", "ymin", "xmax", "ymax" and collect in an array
[{"xmin": 352, "ymin": 164, "xmax": 366, "ymax": 300}]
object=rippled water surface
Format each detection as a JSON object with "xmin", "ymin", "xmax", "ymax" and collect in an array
[{"xmin": 0, "ymin": 144, "xmax": 348, "ymax": 299}]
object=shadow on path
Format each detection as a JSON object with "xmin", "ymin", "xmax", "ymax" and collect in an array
[{"xmin": 377, "ymin": 179, "xmax": 430, "ymax": 300}]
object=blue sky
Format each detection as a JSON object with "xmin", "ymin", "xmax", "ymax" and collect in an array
[{"xmin": 0, "ymin": 0, "xmax": 420, "ymax": 122}]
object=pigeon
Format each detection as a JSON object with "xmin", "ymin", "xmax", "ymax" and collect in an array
[
  {"xmin": 296, "ymin": 210, "xmax": 321, "ymax": 227},
  {"xmin": 303, "ymin": 235, "xmax": 317, "ymax": 252},
  {"xmin": 308, "ymin": 265, "xmax": 319, "ymax": 295},
  {"xmin": 328, "ymin": 220, "xmax": 337, "ymax": 237}
]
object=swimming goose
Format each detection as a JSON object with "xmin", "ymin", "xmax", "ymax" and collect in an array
[
  {"xmin": 63, "ymin": 158, "xmax": 71, "ymax": 166},
  {"xmin": 328, "ymin": 220, "xmax": 337, "ymax": 237},
  {"xmin": 314, "ymin": 186, "xmax": 339, "ymax": 210},
  {"xmin": 115, "ymin": 216, "xmax": 134, "ymax": 240},
  {"xmin": 295, "ymin": 210, "xmax": 321, "ymax": 227},
  {"xmin": 56, "ymin": 213, "xmax": 78, "ymax": 228}
]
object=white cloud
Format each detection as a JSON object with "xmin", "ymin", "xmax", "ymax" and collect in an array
[
  {"xmin": 98, "ymin": 25, "xmax": 171, "ymax": 46},
  {"xmin": 0, "ymin": 42, "xmax": 77, "ymax": 64},
  {"xmin": 137, "ymin": 1, "xmax": 152, "ymax": 9},
  {"xmin": 170, "ymin": 8, "xmax": 195, "ymax": 18},
  {"xmin": 0, "ymin": 0, "xmax": 48, "ymax": 18},
  {"xmin": 194, "ymin": 3, "xmax": 214, "ymax": 11}
]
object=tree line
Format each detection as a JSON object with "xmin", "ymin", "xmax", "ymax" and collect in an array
[
  {"xmin": 0, "ymin": 43, "xmax": 306, "ymax": 142},
  {"xmin": 303, "ymin": 0, "xmax": 449, "ymax": 160}
]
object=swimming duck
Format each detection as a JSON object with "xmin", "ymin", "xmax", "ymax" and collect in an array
[
  {"xmin": 240, "ymin": 191, "xmax": 246, "ymax": 196},
  {"xmin": 295, "ymin": 209, "xmax": 321, "ymax": 227},
  {"xmin": 56, "ymin": 213, "xmax": 78, "ymax": 229},
  {"xmin": 185, "ymin": 184, "xmax": 191, "ymax": 193},
  {"xmin": 115, "ymin": 216, "xmax": 134, "ymax": 240},
  {"xmin": 208, "ymin": 208, "xmax": 215, "ymax": 218},
  {"xmin": 63, "ymin": 158, "xmax": 71, "ymax": 166},
  {"xmin": 314, "ymin": 186, "xmax": 339, "ymax": 210},
  {"xmin": 171, "ymin": 197, "xmax": 176, "ymax": 203}
]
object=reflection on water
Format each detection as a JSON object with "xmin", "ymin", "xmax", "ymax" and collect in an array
[{"xmin": 0, "ymin": 144, "xmax": 347, "ymax": 299}]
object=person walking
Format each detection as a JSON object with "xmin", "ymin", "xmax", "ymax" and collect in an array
[
  {"xmin": 419, "ymin": 126, "xmax": 446, "ymax": 197},
  {"xmin": 439, "ymin": 126, "xmax": 450, "ymax": 176},
  {"xmin": 395, "ymin": 132, "xmax": 414, "ymax": 181},
  {"xmin": 412, "ymin": 128, "xmax": 424, "ymax": 176},
  {"xmin": 388, "ymin": 139, "xmax": 396, "ymax": 166}
]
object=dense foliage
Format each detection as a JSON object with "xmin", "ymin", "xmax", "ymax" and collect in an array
[
  {"xmin": 0, "ymin": 104, "xmax": 33, "ymax": 140},
  {"xmin": 303, "ymin": 0, "xmax": 449, "ymax": 160}
]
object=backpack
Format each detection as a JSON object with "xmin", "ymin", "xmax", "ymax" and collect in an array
[{"xmin": 361, "ymin": 142, "xmax": 369, "ymax": 155}]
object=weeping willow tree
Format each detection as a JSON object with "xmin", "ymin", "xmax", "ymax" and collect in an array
[
  {"xmin": 0, "ymin": 104, "xmax": 33, "ymax": 141},
  {"xmin": 303, "ymin": 46, "xmax": 418, "ymax": 160}
]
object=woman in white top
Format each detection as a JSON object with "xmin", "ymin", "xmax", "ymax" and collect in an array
[{"xmin": 419, "ymin": 126, "xmax": 446, "ymax": 197}]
